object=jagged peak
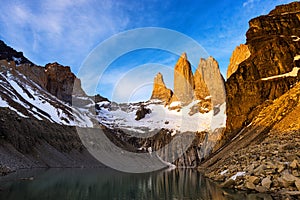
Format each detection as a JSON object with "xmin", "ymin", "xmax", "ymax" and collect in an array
[
  {"xmin": 180, "ymin": 52, "xmax": 187, "ymax": 60},
  {"xmin": 154, "ymin": 72, "xmax": 166, "ymax": 85}
]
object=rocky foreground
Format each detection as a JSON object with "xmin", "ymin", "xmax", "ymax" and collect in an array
[{"xmin": 203, "ymin": 130, "xmax": 300, "ymax": 199}]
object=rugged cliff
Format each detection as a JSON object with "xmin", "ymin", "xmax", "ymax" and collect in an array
[
  {"xmin": 197, "ymin": 56, "xmax": 225, "ymax": 106},
  {"xmin": 173, "ymin": 53, "xmax": 195, "ymax": 105},
  {"xmin": 150, "ymin": 53, "xmax": 225, "ymax": 109},
  {"xmin": 150, "ymin": 72, "xmax": 173, "ymax": 104},
  {"xmin": 227, "ymin": 44, "xmax": 250, "ymax": 79},
  {"xmin": 201, "ymin": 2, "xmax": 300, "ymax": 196},
  {"xmin": 225, "ymin": 1, "xmax": 300, "ymax": 139}
]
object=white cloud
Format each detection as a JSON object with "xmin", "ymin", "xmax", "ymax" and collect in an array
[
  {"xmin": 243, "ymin": 0, "xmax": 255, "ymax": 7},
  {"xmin": 0, "ymin": 0, "xmax": 130, "ymax": 68}
]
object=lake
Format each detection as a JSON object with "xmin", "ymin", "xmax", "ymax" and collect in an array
[{"xmin": 0, "ymin": 168, "xmax": 272, "ymax": 200}]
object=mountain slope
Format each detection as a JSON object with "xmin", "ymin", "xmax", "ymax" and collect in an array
[
  {"xmin": 200, "ymin": 2, "xmax": 300, "ymax": 196},
  {"xmin": 0, "ymin": 61, "xmax": 93, "ymax": 127},
  {"xmin": 225, "ymin": 1, "xmax": 300, "ymax": 140},
  {"xmin": 200, "ymin": 80, "xmax": 300, "ymax": 194}
]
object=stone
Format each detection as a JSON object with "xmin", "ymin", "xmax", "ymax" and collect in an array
[
  {"xmin": 248, "ymin": 176, "xmax": 260, "ymax": 185},
  {"xmin": 173, "ymin": 52, "xmax": 194, "ymax": 105},
  {"xmin": 150, "ymin": 72, "xmax": 173, "ymax": 103},
  {"xmin": 295, "ymin": 179, "xmax": 300, "ymax": 191},
  {"xmin": 245, "ymin": 181, "xmax": 256, "ymax": 190},
  {"xmin": 227, "ymin": 44, "xmax": 250, "ymax": 79},
  {"xmin": 278, "ymin": 173, "xmax": 298, "ymax": 188},
  {"xmin": 255, "ymin": 186, "xmax": 267, "ymax": 193},
  {"xmin": 290, "ymin": 159, "xmax": 298, "ymax": 169},
  {"xmin": 278, "ymin": 164, "xmax": 285, "ymax": 173},
  {"xmin": 261, "ymin": 176, "xmax": 272, "ymax": 189},
  {"xmin": 221, "ymin": 178, "xmax": 236, "ymax": 188},
  {"xmin": 254, "ymin": 164, "xmax": 267, "ymax": 175}
]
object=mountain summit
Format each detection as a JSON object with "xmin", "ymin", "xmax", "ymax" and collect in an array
[
  {"xmin": 173, "ymin": 52, "xmax": 194, "ymax": 105},
  {"xmin": 150, "ymin": 53, "xmax": 225, "ymax": 110}
]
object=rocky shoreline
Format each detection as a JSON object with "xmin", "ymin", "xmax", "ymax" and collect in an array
[{"xmin": 201, "ymin": 130, "xmax": 300, "ymax": 199}]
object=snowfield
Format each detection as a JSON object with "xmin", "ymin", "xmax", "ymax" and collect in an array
[
  {"xmin": 0, "ymin": 64, "xmax": 226, "ymax": 132},
  {"xmin": 0, "ymin": 70, "xmax": 93, "ymax": 127},
  {"xmin": 97, "ymin": 99, "xmax": 226, "ymax": 134}
]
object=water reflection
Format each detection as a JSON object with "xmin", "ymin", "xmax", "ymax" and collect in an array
[{"xmin": 0, "ymin": 168, "xmax": 271, "ymax": 200}]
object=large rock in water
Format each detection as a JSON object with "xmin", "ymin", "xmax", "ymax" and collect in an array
[
  {"xmin": 173, "ymin": 53, "xmax": 194, "ymax": 105},
  {"xmin": 227, "ymin": 44, "xmax": 250, "ymax": 79},
  {"xmin": 197, "ymin": 56, "xmax": 225, "ymax": 106},
  {"xmin": 225, "ymin": 1, "xmax": 300, "ymax": 139},
  {"xmin": 150, "ymin": 72, "xmax": 173, "ymax": 103}
]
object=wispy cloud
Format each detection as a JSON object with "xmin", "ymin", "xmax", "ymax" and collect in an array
[
  {"xmin": 0, "ymin": 0, "xmax": 130, "ymax": 68},
  {"xmin": 243, "ymin": 0, "xmax": 255, "ymax": 7}
]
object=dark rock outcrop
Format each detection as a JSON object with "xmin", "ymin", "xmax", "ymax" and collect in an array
[
  {"xmin": 0, "ymin": 107, "xmax": 102, "ymax": 170},
  {"xmin": 173, "ymin": 53, "xmax": 194, "ymax": 105},
  {"xmin": 150, "ymin": 72, "xmax": 173, "ymax": 103},
  {"xmin": 0, "ymin": 40, "xmax": 87, "ymax": 105},
  {"xmin": 44, "ymin": 62, "xmax": 86, "ymax": 104},
  {"xmin": 135, "ymin": 105, "xmax": 151, "ymax": 120},
  {"xmin": 0, "ymin": 40, "xmax": 33, "ymax": 65},
  {"xmin": 225, "ymin": 1, "xmax": 300, "ymax": 139}
]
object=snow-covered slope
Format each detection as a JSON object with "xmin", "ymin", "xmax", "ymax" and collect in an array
[
  {"xmin": 0, "ymin": 64, "xmax": 93, "ymax": 127},
  {"xmin": 96, "ymin": 99, "xmax": 226, "ymax": 134}
]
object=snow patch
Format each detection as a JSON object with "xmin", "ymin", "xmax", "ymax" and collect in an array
[
  {"xmin": 294, "ymin": 55, "xmax": 300, "ymax": 61},
  {"xmin": 220, "ymin": 169, "xmax": 228, "ymax": 175},
  {"xmin": 230, "ymin": 171, "xmax": 245, "ymax": 180},
  {"xmin": 0, "ymin": 71, "xmax": 93, "ymax": 127},
  {"xmin": 211, "ymin": 103, "xmax": 226, "ymax": 131},
  {"xmin": 261, "ymin": 67, "xmax": 300, "ymax": 81},
  {"xmin": 97, "ymin": 100, "xmax": 227, "ymax": 134},
  {"xmin": 0, "ymin": 96, "xmax": 28, "ymax": 118},
  {"xmin": 169, "ymin": 101, "xmax": 181, "ymax": 108},
  {"xmin": 291, "ymin": 35, "xmax": 300, "ymax": 42},
  {"xmin": 12, "ymin": 56, "xmax": 22, "ymax": 64}
]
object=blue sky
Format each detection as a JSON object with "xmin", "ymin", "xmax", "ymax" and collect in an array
[{"xmin": 0, "ymin": 0, "xmax": 295, "ymax": 102}]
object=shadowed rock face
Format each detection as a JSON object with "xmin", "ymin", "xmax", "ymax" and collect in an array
[
  {"xmin": 150, "ymin": 72, "xmax": 173, "ymax": 103},
  {"xmin": 16, "ymin": 62, "xmax": 86, "ymax": 104},
  {"xmin": 44, "ymin": 62, "xmax": 86, "ymax": 104},
  {"xmin": 0, "ymin": 40, "xmax": 33, "ymax": 65},
  {"xmin": 173, "ymin": 53, "xmax": 194, "ymax": 105},
  {"xmin": 227, "ymin": 44, "xmax": 250, "ymax": 79},
  {"xmin": 0, "ymin": 40, "xmax": 86, "ymax": 105},
  {"xmin": 225, "ymin": 1, "xmax": 300, "ymax": 139}
]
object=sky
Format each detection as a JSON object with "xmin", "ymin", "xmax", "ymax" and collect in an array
[{"xmin": 0, "ymin": 0, "xmax": 296, "ymax": 102}]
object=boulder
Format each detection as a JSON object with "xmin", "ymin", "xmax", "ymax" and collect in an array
[{"xmin": 261, "ymin": 176, "xmax": 272, "ymax": 189}]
